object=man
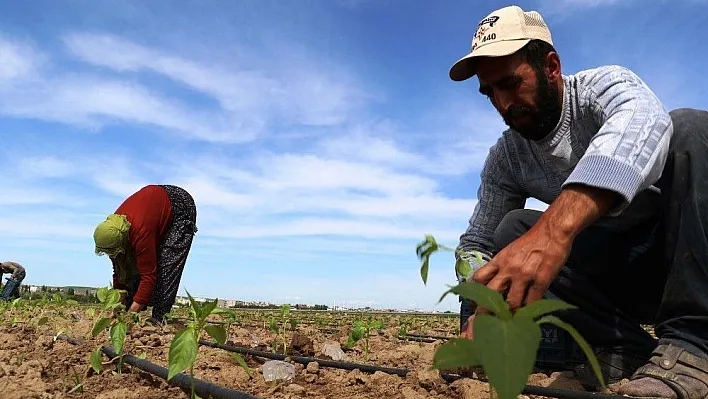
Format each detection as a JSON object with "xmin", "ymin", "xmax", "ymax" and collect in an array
[
  {"xmin": 0, "ymin": 261, "xmax": 26, "ymax": 300},
  {"xmin": 93, "ymin": 184, "xmax": 198, "ymax": 324},
  {"xmin": 450, "ymin": 5, "xmax": 708, "ymax": 398}
]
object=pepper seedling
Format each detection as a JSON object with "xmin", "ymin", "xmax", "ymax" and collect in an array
[
  {"xmin": 267, "ymin": 304, "xmax": 297, "ymax": 354},
  {"xmin": 416, "ymin": 235, "xmax": 606, "ymax": 399},
  {"xmin": 345, "ymin": 319, "xmax": 384, "ymax": 361},
  {"xmin": 168, "ymin": 291, "xmax": 252, "ymax": 399},
  {"xmin": 89, "ymin": 286, "xmax": 133, "ymax": 374}
]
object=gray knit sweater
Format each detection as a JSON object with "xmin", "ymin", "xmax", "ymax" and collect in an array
[{"xmin": 457, "ymin": 65, "xmax": 673, "ymax": 268}]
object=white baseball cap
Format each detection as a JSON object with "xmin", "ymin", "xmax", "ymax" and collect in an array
[{"xmin": 449, "ymin": 5, "xmax": 553, "ymax": 82}]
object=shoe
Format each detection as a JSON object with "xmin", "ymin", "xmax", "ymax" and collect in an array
[{"xmin": 574, "ymin": 347, "xmax": 651, "ymax": 391}]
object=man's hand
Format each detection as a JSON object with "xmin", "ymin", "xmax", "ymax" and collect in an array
[{"xmin": 471, "ymin": 185, "xmax": 619, "ymax": 311}]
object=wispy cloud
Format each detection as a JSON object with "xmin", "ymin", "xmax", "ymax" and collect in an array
[
  {"xmin": 0, "ymin": 36, "xmax": 45, "ymax": 81},
  {"xmin": 61, "ymin": 33, "xmax": 373, "ymax": 136}
]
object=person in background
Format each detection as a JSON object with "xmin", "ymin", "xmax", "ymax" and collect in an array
[
  {"xmin": 449, "ymin": 4, "xmax": 708, "ymax": 398},
  {"xmin": 0, "ymin": 261, "xmax": 26, "ymax": 300},
  {"xmin": 93, "ymin": 184, "xmax": 198, "ymax": 325}
]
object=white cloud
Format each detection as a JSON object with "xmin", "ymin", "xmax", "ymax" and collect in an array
[
  {"xmin": 1, "ymin": 142, "xmax": 476, "ymax": 244},
  {"xmin": 0, "ymin": 31, "xmax": 376, "ymax": 144},
  {"xmin": 61, "ymin": 33, "xmax": 371, "ymax": 131},
  {"xmin": 0, "ymin": 75, "xmax": 252, "ymax": 143},
  {"xmin": 0, "ymin": 36, "xmax": 44, "ymax": 81}
]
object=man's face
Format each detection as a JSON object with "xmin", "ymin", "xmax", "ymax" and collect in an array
[{"xmin": 476, "ymin": 53, "xmax": 561, "ymax": 141}]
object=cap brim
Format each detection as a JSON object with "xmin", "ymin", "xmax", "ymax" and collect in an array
[{"xmin": 449, "ymin": 39, "xmax": 531, "ymax": 82}]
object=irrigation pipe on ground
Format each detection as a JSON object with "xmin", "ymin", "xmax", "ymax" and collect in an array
[
  {"xmin": 403, "ymin": 332, "xmax": 453, "ymax": 341},
  {"xmin": 101, "ymin": 346, "xmax": 260, "ymax": 399},
  {"xmin": 199, "ymin": 340, "xmax": 636, "ymax": 399},
  {"xmin": 396, "ymin": 335, "xmax": 437, "ymax": 343},
  {"xmin": 199, "ymin": 339, "xmax": 409, "ymax": 376},
  {"xmin": 54, "ymin": 334, "xmax": 260, "ymax": 399}
]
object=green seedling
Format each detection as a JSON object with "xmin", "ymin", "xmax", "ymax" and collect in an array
[
  {"xmin": 416, "ymin": 235, "xmax": 606, "ymax": 399},
  {"xmin": 267, "ymin": 304, "xmax": 297, "ymax": 354},
  {"xmin": 168, "ymin": 291, "xmax": 252, "ymax": 399},
  {"xmin": 89, "ymin": 286, "xmax": 133, "ymax": 374},
  {"xmin": 212, "ymin": 307, "xmax": 241, "ymax": 340},
  {"xmin": 397, "ymin": 320, "xmax": 413, "ymax": 341},
  {"xmin": 345, "ymin": 319, "xmax": 384, "ymax": 361}
]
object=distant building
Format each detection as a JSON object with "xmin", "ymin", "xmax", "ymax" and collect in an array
[{"xmin": 217, "ymin": 299, "xmax": 237, "ymax": 308}]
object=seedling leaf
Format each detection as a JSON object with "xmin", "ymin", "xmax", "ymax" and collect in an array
[
  {"xmin": 455, "ymin": 257, "xmax": 473, "ymax": 281},
  {"xmin": 205, "ymin": 324, "xmax": 227, "ymax": 345},
  {"xmin": 416, "ymin": 235, "xmax": 438, "ymax": 285},
  {"xmin": 168, "ymin": 327, "xmax": 198, "ymax": 380},
  {"xmin": 432, "ymin": 338, "xmax": 482, "ymax": 370},
  {"xmin": 440, "ymin": 282, "xmax": 512, "ymax": 321},
  {"xmin": 90, "ymin": 347, "xmax": 103, "ymax": 374},
  {"xmin": 97, "ymin": 287, "xmax": 108, "ymax": 303},
  {"xmin": 537, "ymin": 315, "xmax": 606, "ymax": 389},
  {"xmin": 474, "ymin": 314, "xmax": 541, "ymax": 399},
  {"xmin": 200, "ymin": 298, "xmax": 218, "ymax": 322},
  {"xmin": 268, "ymin": 318, "xmax": 278, "ymax": 334},
  {"xmin": 106, "ymin": 291, "xmax": 121, "ymax": 307},
  {"xmin": 92, "ymin": 317, "xmax": 112, "ymax": 337},
  {"xmin": 230, "ymin": 353, "xmax": 253, "ymax": 378},
  {"xmin": 514, "ymin": 299, "xmax": 577, "ymax": 321},
  {"xmin": 186, "ymin": 291, "xmax": 202, "ymax": 320},
  {"xmin": 37, "ymin": 316, "xmax": 49, "ymax": 327},
  {"xmin": 109, "ymin": 322, "xmax": 127, "ymax": 355}
]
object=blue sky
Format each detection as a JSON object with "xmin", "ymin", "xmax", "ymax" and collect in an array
[{"xmin": 0, "ymin": 0, "xmax": 706, "ymax": 311}]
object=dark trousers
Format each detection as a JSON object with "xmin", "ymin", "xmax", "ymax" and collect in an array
[
  {"xmin": 0, "ymin": 277, "xmax": 23, "ymax": 300},
  {"xmin": 460, "ymin": 108, "xmax": 708, "ymax": 359}
]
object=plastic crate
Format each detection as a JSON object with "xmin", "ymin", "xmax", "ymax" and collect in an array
[{"xmin": 534, "ymin": 324, "xmax": 587, "ymax": 371}]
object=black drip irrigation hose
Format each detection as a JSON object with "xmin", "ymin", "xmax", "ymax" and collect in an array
[
  {"xmin": 199, "ymin": 339, "xmax": 409, "ymax": 376},
  {"xmin": 397, "ymin": 335, "xmax": 437, "ymax": 343},
  {"xmin": 100, "ymin": 346, "xmax": 261, "ymax": 399},
  {"xmin": 403, "ymin": 332, "xmax": 453, "ymax": 341},
  {"xmin": 199, "ymin": 340, "xmax": 636, "ymax": 399},
  {"xmin": 54, "ymin": 334, "xmax": 260, "ymax": 399}
]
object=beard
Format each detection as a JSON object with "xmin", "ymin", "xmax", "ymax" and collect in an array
[{"xmin": 502, "ymin": 68, "xmax": 562, "ymax": 141}]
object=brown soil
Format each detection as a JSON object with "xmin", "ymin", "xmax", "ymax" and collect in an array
[{"xmin": 0, "ymin": 309, "xmax": 595, "ymax": 399}]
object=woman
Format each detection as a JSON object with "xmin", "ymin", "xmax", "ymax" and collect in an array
[{"xmin": 93, "ymin": 184, "xmax": 197, "ymax": 323}]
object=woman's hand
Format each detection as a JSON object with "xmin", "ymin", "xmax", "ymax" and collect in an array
[{"xmin": 128, "ymin": 301, "xmax": 145, "ymax": 313}]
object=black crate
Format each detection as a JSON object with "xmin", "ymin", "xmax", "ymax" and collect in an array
[{"xmin": 534, "ymin": 324, "xmax": 587, "ymax": 371}]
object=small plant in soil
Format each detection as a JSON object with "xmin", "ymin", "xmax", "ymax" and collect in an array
[
  {"xmin": 267, "ymin": 304, "xmax": 297, "ymax": 354},
  {"xmin": 397, "ymin": 320, "xmax": 413, "ymax": 341},
  {"xmin": 89, "ymin": 286, "xmax": 133, "ymax": 375},
  {"xmin": 345, "ymin": 319, "xmax": 384, "ymax": 361},
  {"xmin": 212, "ymin": 307, "xmax": 241, "ymax": 341},
  {"xmin": 416, "ymin": 235, "xmax": 606, "ymax": 399},
  {"xmin": 168, "ymin": 291, "xmax": 252, "ymax": 399}
]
